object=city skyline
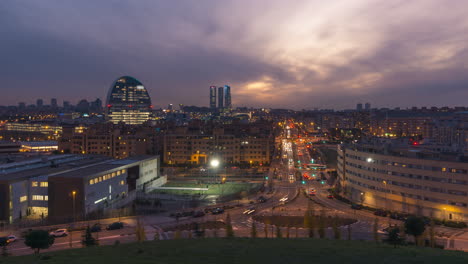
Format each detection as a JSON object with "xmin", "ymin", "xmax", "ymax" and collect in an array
[{"xmin": 2, "ymin": 1, "xmax": 468, "ymax": 109}]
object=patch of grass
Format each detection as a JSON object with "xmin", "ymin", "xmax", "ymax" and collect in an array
[
  {"xmin": 253, "ymin": 215, "xmax": 356, "ymax": 228},
  {"xmin": 8, "ymin": 238, "xmax": 468, "ymax": 264},
  {"xmin": 165, "ymin": 221, "xmax": 226, "ymax": 232},
  {"xmin": 153, "ymin": 181, "xmax": 260, "ymax": 196}
]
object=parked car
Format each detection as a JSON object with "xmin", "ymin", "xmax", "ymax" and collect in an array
[
  {"xmin": 351, "ymin": 204, "xmax": 363, "ymax": 210},
  {"xmin": 211, "ymin": 208, "xmax": 225, "ymax": 215},
  {"xmin": 106, "ymin": 222, "xmax": 124, "ymax": 230},
  {"xmin": 257, "ymin": 196, "xmax": 267, "ymax": 203},
  {"xmin": 193, "ymin": 211, "xmax": 205, "ymax": 218},
  {"xmin": 49, "ymin": 229, "xmax": 68, "ymax": 237},
  {"xmin": 90, "ymin": 224, "xmax": 102, "ymax": 233},
  {"xmin": 389, "ymin": 212, "xmax": 410, "ymax": 221},
  {"xmin": 327, "ymin": 194, "xmax": 334, "ymax": 199},
  {"xmin": 374, "ymin": 210, "xmax": 388, "ymax": 217}
]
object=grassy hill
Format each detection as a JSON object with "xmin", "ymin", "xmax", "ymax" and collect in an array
[{"xmin": 6, "ymin": 238, "xmax": 468, "ymax": 264}]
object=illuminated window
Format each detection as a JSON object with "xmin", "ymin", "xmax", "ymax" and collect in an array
[
  {"xmin": 120, "ymin": 180, "xmax": 125, "ymax": 185},
  {"xmin": 112, "ymin": 172, "xmax": 116, "ymax": 177},
  {"xmin": 31, "ymin": 181, "xmax": 38, "ymax": 187},
  {"xmin": 122, "ymin": 169, "xmax": 126, "ymax": 174},
  {"xmin": 32, "ymin": 195, "xmax": 44, "ymax": 201},
  {"xmin": 40, "ymin": 182, "xmax": 48, "ymax": 187},
  {"xmin": 45, "ymin": 195, "xmax": 48, "ymax": 201},
  {"xmin": 442, "ymin": 168, "xmax": 447, "ymax": 172},
  {"xmin": 89, "ymin": 179, "xmax": 94, "ymax": 185},
  {"xmin": 20, "ymin": 196, "xmax": 28, "ymax": 202},
  {"xmin": 117, "ymin": 171, "xmax": 121, "ymax": 176}
]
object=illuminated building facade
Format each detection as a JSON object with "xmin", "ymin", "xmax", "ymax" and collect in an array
[
  {"xmin": 338, "ymin": 139, "xmax": 468, "ymax": 221},
  {"xmin": 209, "ymin": 86, "xmax": 217, "ymax": 109},
  {"xmin": 106, "ymin": 76, "xmax": 152, "ymax": 125}
]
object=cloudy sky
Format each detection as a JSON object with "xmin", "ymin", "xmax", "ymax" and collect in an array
[{"xmin": 1, "ymin": 0, "xmax": 468, "ymax": 109}]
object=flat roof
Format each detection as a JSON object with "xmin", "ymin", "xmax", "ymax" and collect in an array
[
  {"xmin": 0, "ymin": 155, "xmax": 110, "ymax": 183},
  {"xmin": 49, "ymin": 155, "xmax": 159, "ymax": 179}
]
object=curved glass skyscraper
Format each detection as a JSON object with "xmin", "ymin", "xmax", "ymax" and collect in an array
[{"xmin": 106, "ymin": 76, "xmax": 152, "ymax": 125}]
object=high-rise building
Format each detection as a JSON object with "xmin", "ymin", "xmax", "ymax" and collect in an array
[
  {"xmin": 365, "ymin": 102, "xmax": 371, "ymax": 111},
  {"xmin": 18, "ymin": 102, "xmax": 26, "ymax": 110},
  {"xmin": 37, "ymin": 99, "xmax": 44, "ymax": 108},
  {"xmin": 356, "ymin": 103, "xmax": 363, "ymax": 111},
  {"xmin": 63, "ymin": 101, "xmax": 70, "ymax": 109},
  {"xmin": 90, "ymin": 98, "xmax": 103, "ymax": 113},
  {"xmin": 217, "ymin": 87, "xmax": 224, "ymax": 109},
  {"xmin": 51, "ymin": 98, "xmax": 58, "ymax": 108},
  {"xmin": 224, "ymin": 85, "xmax": 231, "ymax": 111},
  {"xmin": 168, "ymin": 104, "xmax": 173, "ymax": 111},
  {"xmin": 209, "ymin": 86, "xmax": 217, "ymax": 109},
  {"xmin": 106, "ymin": 76, "xmax": 152, "ymax": 125}
]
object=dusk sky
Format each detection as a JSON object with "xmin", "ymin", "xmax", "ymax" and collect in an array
[{"xmin": 1, "ymin": 0, "xmax": 468, "ymax": 109}]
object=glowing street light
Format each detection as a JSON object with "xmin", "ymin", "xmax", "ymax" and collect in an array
[{"xmin": 210, "ymin": 159, "xmax": 220, "ymax": 168}]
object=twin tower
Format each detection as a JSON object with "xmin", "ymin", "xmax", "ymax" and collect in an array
[{"xmin": 210, "ymin": 85, "xmax": 231, "ymax": 112}]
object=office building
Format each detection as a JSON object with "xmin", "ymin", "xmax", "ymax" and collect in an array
[
  {"xmin": 209, "ymin": 86, "xmax": 217, "ymax": 109},
  {"xmin": 0, "ymin": 154, "xmax": 162, "ymax": 224},
  {"xmin": 356, "ymin": 103, "xmax": 363, "ymax": 111},
  {"xmin": 217, "ymin": 86, "xmax": 224, "ymax": 109},
  {"xmin": 224, "ymin": 85, "xmax": 231, "ymax": 111},
  {"xmin": 36, "ymin": 99, "xmax": 44, "ymax": 108},
  {"xmin": 51, "ymin": 98, "xmax": 58, "ymax": 108},
  {"xmin": 106, "ymin": 76, "xmax": 152, "ymax": 125},
  {"xmin": 365, "ymin": 103, "xmax": 371, "ymax": 111}
]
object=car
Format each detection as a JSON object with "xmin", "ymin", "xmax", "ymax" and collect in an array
[
  {"xmin": 211, "ymin": 208, "xmax": 224, "ymax": 215},
  {"xmin": 243, "ymin": 207, "xmax": 256, "ymax": 215},
  {"xmin": 374, "ymin": 210, "xmax": 388, "ymax": 217},
  {"xmin": 0, "ymin": 237, "xmax": 9, "ymax": 246},
  {"xmin": 193, "ymin": 211, "xmax": 205, "ymax": 218},
  {"xmin": 6, "ymin": 235, "xmax": 17, "ymax": 243},
  {"xmin": 351, "ymin": 204, "xmax": 363, "ymax": 210},
  {"xmin": 106, "ymin": 222, "xmax": 124, "ymax": 230},
  {"xmin": 49, "ymin": 229, "xmax": 68, "ymax": 237},
  {"xmin": 257, "ymin": 196, "xmax": 267, "ymax": 203},
  {"xmin": 90, "ymin": 224, "xmax": 102, "ymax": 233},
  {"xmin": 327, "ymin": 194, "xmax": 334, "ymax": 199}
]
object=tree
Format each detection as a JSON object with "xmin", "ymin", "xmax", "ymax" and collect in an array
[
  {"xmin": 264, "ymin": 219, "xmax": 270, "ymax": 238},
  {"xmin": 429, "ymin": 220, "xmax": 435, "ymax": 248},
  {"xmin": 0, "ymin": 237, "xmax": 9, "ymax": 257},
  {"xmin": 135, "ymin": 218, "xmax": 146, "ymax": 242},
  {"xmin": 286, "ymin": 225, "xmax": 290, "ymax": 239},
  {"xmin": 373, "ymin": 218, "xmax": 379, "ymax": 243},
  {"xmin": 404, "ymin": 216, "xmax": 426, "ymax": 245},
  {"xmin": 318, "ymin": 211, "xmax": 326, "ymax": 238},
  {"xmin": 250, "ymin": 222, "xmax": 257, "ymax": 238},
  {"xmin": 225, "ymin": 213, "xmax": 234, "ymax": 238},
  {"xmin": 82, "ymin": 226, "xmax": 97, "ymax": 247},
  {"xmin": 385, "ymin": 227, "xmax": 403, "ymax": 248},
  {"xmin": 194, "ymin": 223, "xmax": 204, "ymax": 238},
  {"xmin": 347, "ymin": 224, "xmax": 352, "ymax": 240},
  {"xmin": 304, "ymin": 202, "xmax": 315, "ymax": 238},
  {"xmin": 276, "ymin": 226, "xmax": 282, "ymax": 238},
  {"xmin": 24, "ymin": 230, "xmax": 54, "ymax": 254},
  {"xmin": 332, "ymin": 216, "xmax": 341, "ymax": 240},
  {"xmin": 174, "ymin": 230, "xmax": 181, "ymax": 239}
]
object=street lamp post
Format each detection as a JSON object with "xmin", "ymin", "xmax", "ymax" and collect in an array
[
  {"xmin": 72, "ymin": 190, "xmax": 77, "ymax": 223},
  {"xmin": 382, "ymin": 181, "xmax": 387, "ymax": 209},
  {"xmin": 210, "ymin": 159, "xmax": 220, "ymax": 184}
]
